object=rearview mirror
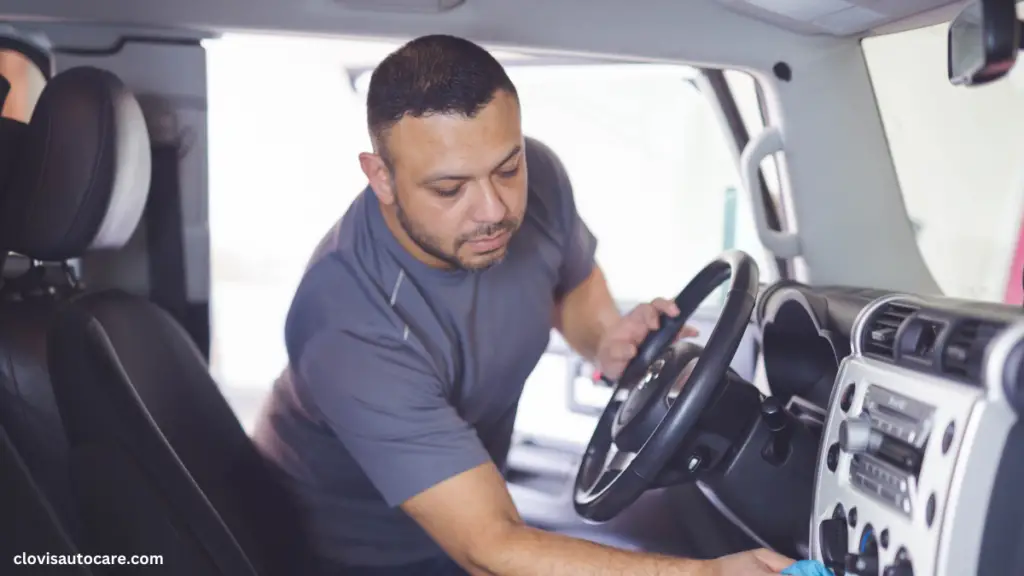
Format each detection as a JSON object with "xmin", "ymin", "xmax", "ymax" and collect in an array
[{"xmin": 948, "ymin": 0, "xmax": 1021, "ymax": 85}]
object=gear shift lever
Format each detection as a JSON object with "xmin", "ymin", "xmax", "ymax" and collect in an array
[{"xmin": 761, "ymin": 396, "xmax": 792, "ymax": 465}]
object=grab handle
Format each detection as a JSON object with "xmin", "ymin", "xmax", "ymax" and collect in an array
[{"xmin": 740, "ymin": 127, "xmax": 800, "ymax": 258}]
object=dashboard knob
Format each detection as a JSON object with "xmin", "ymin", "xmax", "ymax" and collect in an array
[
  {"xmin": 839, "ymin": 416, "xmax": 883, "ymax": 454},
  {"xmin": 818, "ymin": 517, "xmax": 848, "ymax": 571},
  {"xmin": 760, "ymin": 397, "xmax": 792, "ymax": 464},
  {"xmin": 761, "ymin": 396, "xmax": 787, "ymax": 431},
  {"xmin": 883, "ymin": 559, "xmax": 914, "ymax": 576}
]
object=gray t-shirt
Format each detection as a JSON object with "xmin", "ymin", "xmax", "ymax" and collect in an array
[{"xmin": 252, "ymin": 138, "xmax": 598, "ymax": 568}]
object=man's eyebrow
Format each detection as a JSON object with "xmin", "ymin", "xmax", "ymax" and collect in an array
[
  {"xmin": 421, "ymin": 145, "xmax": 522, "ymax": 185},
  {"xmin": 492, "ymin": 145, "xmax": 523, "ymax": 171}
]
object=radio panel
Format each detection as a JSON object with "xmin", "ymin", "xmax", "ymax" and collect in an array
[{"xmin": 810, "ymin": 357, "xmax": 986, "ymax": 576}]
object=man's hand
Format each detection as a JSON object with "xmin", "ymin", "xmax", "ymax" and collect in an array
[
  {"xmin": 595, "ymin": 297, "xmax": 698, "ymax": 381},
  {"xmin": 701, "ymin": 548, "xmax": 794, "ymax": 576}
]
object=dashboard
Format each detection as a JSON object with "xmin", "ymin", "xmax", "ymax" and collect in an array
[{"xmin": 756, "ymin": 282, "xmax": 1024, "ymax": 576}]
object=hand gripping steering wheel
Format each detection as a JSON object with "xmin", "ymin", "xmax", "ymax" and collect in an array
[{"xmin": 574, "ymin": 250, "xmax": 760, "ymax": 522}]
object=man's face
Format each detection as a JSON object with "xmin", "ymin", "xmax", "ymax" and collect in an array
[{"xmin": 381, "ymin": 90, "xmax": 527, "ymax": 270}]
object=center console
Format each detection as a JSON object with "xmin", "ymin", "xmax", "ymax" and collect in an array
[{"xmin": 809, "ymin": 295, "xmax": 1024, "ymax": 575}]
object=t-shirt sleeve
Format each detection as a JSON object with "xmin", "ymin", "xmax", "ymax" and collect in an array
[
  {"xmin": 529, "ymin": 138, "xmax": 599, "ymax": 297},
  {"xmin": 296, "ymin": 326, "xmax": 492, "ymax": 508}
]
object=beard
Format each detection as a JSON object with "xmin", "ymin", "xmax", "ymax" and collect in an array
[{"xmin": 393, "ymin": 192, "xmax": 519, "ymax": 271}]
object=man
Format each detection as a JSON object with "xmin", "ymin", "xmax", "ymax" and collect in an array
[{"xmin": 253, "ymin": 34, "xmax": 793, "ymax": 576}]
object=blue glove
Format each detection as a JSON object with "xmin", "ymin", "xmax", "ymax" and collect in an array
[{"xmin": 781, "ymin": 559, "xmax": 834, "ymax": 576}]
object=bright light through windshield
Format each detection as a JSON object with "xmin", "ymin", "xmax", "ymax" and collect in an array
[{"xmin": 863, "ymin": 22, "xmax": 1024, "ymax": 303}]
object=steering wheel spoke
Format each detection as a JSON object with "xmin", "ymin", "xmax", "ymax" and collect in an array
[
  {"xmin": 576, "ymin": 443, "xmax": 639, "ymax": 501},
  {"xmin": 604, "ymin": 444, "xmax": 637, "ymax": 473}
]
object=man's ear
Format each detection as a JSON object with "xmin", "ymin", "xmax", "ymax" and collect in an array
[{"xmin": 359, "ymin": 152, "xmax": 396, "ymax": 206}]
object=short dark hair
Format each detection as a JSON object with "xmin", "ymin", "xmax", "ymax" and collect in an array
[{"xmin": 366, "ymin": 34, "xmax": 518, "ymax": 165}]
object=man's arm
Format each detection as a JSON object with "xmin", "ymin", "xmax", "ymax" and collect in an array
[
  {"xmin": 552, "ymin": 265, "xmax": 620, "ymax": 362},
  {"xmin": 402, "ymin": 462, "xmax": 710, "ymax": 576},
  {"xmin": 299, "ymin": 323, "xmax": 719, "ymax": 576}
]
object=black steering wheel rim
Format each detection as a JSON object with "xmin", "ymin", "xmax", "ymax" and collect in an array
[{"xmin": 573, "ymin": 250, "xmax": 759, "ymax": 522}]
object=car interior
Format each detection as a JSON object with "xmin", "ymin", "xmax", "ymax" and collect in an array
[{"xmin": 0, "ymin": 0, "xmax": 1022, "ymax": 575}]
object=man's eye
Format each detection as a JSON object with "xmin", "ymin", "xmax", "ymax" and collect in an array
[
  {"xmin": 435, "ymin": 186, "xmax": 461, "ymax": 197},
  {"xmin": 498, "ymin": 165, "xmax": 520, "ymax": 179}
]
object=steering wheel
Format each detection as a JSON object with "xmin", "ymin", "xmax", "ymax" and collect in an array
[{"xmin": 574, "ymin": 250, "xmax": 760, "ymax": 522}]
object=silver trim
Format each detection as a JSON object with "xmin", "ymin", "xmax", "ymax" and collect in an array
[
  {"xmin": 665, "ymin": 357, "xmax": 700, "ymax": 405},
  {"xmin": 605, "ymin": 445, "xmax": 637, "ymax": 472},
  {"xmin": 811, "ymin": 358, "xmax": 983, "ymax": 575},
  {"xmin": 696, "ymin": 480, "xmax": 774, "ymax": 551}
]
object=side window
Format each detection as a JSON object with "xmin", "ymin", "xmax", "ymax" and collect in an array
[
  {"xmin": 204, "ymin": 35, "xmax": 773, "ymax": 430},
  {"xmin": 506, "ymin": 65, "xmax": 775, "ymax": 305}
]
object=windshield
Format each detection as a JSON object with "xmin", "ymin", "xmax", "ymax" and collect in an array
[{"xmin": 863, "ymin": 22, "xmax": 1024, "ymax": 304}]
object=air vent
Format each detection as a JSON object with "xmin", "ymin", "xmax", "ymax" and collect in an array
[
  {"xmin": 941, "ymin": 319, "xmax": 1005, "ymax": 383},
  {"xmin": 862, "ymin": 301, "xmax": 919, "ymax": 360}
]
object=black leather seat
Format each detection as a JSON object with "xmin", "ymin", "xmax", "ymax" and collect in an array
[
  {"xmin": 0, "ymin": 66, "xmax": 312, "ymax": 575},
  {"xmin": 0, "ymin": 258, "xmax": 83, "ymax": 531},
  {"xmin": 0, "ymin": 426, "xmax": 91, "ymax": 575},
  {"xmin": 0, "ymin": 70, "xmax": 102, "ymax": 572}
]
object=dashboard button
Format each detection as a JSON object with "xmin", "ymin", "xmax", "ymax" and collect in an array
[
  {"xmin": 686, "ymin": 452, "xmax": 703, "ymax": 472},
  {"xmin": 942, "ymin": 421, "xmax": 955, "ymax": 454},
  {"xmin": 925, "ymin": 493, "xmax": 936, "ymax": 527},
  {"xmin": 827, "ymin": 443, "xmax": 840, "ymax": 472},
  {"xmin": 841, "ymin": 384, "xmax": 856, "ymax": 412}
]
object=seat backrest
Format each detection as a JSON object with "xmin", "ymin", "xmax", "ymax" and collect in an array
[
  {"xmin": 0, "ymin": 66, "xmax": 312, "ymax": 576},
  {"xmin": 49, "ymin": 291, "xmax": 314, "ymax": 575}
]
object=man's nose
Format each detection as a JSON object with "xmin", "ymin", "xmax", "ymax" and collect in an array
[{"xmin": 471, "ymin": 181, "xmax": 509, "ymax": 223}]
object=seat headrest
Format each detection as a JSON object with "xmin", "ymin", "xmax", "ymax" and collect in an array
[{"xmin": 0, "ymin": 66, "xmax": 151, "ymax": 262}]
